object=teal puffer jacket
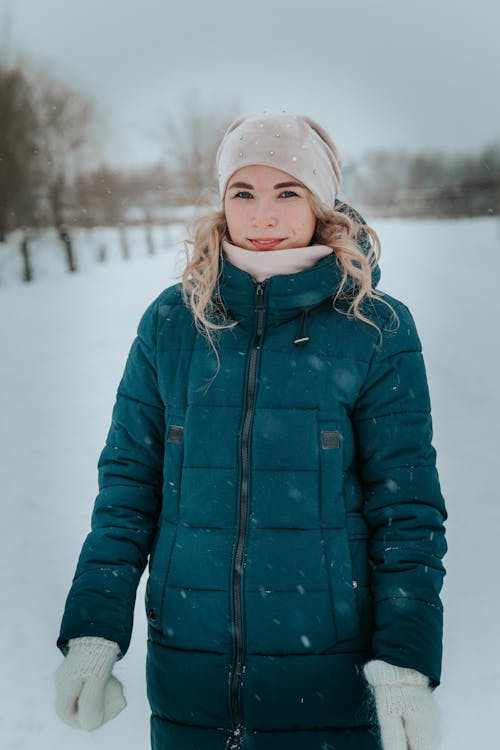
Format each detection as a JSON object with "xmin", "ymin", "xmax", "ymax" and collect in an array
[{"xmin": 58, "ymin": 223, "xmax": 447, "ymax": 750}]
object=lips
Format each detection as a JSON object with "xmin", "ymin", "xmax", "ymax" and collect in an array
[{"xmin": 248, "ymin": 238, "xmax": 286, "ymax": 250}]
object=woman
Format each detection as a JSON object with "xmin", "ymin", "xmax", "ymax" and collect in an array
[{"xmin": 55, "ymin": 112, "xmax": 447, "ymax": 750}]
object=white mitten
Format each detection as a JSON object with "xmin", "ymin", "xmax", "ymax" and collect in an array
[
  {"xmin": 364, "ymin": 659, "xmax": 441, "ymax": 750},
  {"xmin": 54, "ymin": 636, "xmax": 126, "ymax": 731}
]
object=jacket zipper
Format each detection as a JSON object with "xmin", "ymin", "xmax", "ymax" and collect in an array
[{"xmin": 227, "ymin": 281, "xmax": 266, "ymax": 750}]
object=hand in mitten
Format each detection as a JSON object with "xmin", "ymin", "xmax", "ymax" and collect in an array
[
  {"xmin": 364, "ymin": 659, "xmax": 441, "ymax": 750},
  {"xmin": 54, "ymin": 636, "xmax": 126, "ymax": 731}
]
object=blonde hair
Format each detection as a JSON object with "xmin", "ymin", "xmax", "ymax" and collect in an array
[
  {"xmin": 179, "ymin": 190, "xmax": 396, "ymax": 371},
  {"xmin": 307, "ymin": 193, "xmax": 396, "ymax": 327}
]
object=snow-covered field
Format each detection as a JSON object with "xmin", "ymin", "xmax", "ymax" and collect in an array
[{"xmin": 1, "ymin": 217, "xmax": 499, "ymax": 749}]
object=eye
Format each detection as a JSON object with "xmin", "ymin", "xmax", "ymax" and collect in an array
[
  {"xmin": 233, "ymin": 191, "xmax": 253, "ymax": 199},
  {"xmin": 279, "ymin": 190, "xmax": 299, "ymax": 198}
]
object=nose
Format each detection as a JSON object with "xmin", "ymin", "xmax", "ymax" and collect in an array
[{"xmin": 251, "ymin": 200, "xmax": 277, "ymax": 229}]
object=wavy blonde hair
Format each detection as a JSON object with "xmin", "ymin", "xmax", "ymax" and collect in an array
[{"xmin": 179, "ymin": 190, "xmax": 396, "ymax": 369}]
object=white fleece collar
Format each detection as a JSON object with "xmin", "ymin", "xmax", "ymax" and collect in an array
[{"xmin": 222, "ymin": 240, "xmax": 333, "ymax": 283}]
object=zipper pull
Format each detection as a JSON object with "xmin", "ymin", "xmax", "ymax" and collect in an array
[
  {"xmin": 294, "ymin": 307, "xmax": 310, "ymax": 346},
  {"xmin": 254, "ymin": 281, "xmax": 265, "ymax": 337}
]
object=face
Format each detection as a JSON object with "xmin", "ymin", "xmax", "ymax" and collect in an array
[{"xmin": 224, "ymin": 165, "xmax": 316, "ymax": 251}]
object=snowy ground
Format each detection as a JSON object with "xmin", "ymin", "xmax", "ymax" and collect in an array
[{"xmin": 0, "ymin": 217, "xmax": 499, "ymax": 749}]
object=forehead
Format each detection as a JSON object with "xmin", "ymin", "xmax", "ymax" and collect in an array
[{"xmin": 227, "ymin": 164, "xmax": 303, "ymax": 188}]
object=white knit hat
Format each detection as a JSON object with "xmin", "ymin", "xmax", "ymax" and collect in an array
[{"xmin": 216, "ymin": 112, "xmax": 343, "ymax": 208}]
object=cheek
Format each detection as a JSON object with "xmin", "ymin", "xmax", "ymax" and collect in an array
[
  {"xmin": 306, "ymin": 212, "xmax": 316, "ymax": 234},
  {"xmin": 292, "ymin": 207, "xmax": 316, "ymax": 236},
  {"xmin": 225, "ymin": 203, "xmax": 246, "ymax": 236}
]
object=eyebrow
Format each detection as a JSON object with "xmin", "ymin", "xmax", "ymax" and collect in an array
[{"xmin": 228, "ymin": 180, "xmax": 304, "ymax": 190}]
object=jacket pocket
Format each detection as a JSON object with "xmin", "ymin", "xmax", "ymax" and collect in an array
[
  {"xmin": 319, "ymin": 420, "xmax": 360, "ymax": 642},
  {"xmin": 145, "ymin": 520, "xmax": 177, "ymax": 631},
  {"xmin": 346, "ymin": 513, "xmax": 373, "ymax": 634},
  {"xmin": 145, "ymin": 411, "xmax": 185, "ymax": 632},
  {"xmin": 346, "ymin": 513, "xmax": 370, "ymax": 588}
]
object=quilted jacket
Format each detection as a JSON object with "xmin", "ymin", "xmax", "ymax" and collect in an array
[{"xmin": 58, "ymin": 210, "xmax": 447, "ymax": 750}]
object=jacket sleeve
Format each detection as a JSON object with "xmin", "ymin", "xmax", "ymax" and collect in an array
[
  {"xmin": 57, "ymin": 299, "xmax": 165, "ymax": 657},
  {"xmin": 352, "ymin": 301, "xmax": 447, "ymax": 687}
]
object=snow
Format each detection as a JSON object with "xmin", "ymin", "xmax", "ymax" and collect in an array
[{"xmin": 1, "ymin": 217, "xmax": 499, "ymax": 748}]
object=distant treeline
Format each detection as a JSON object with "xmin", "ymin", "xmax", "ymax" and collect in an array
[{"xmin": 347, "ymin": 148, "xmax": 500, "ymax": 218}]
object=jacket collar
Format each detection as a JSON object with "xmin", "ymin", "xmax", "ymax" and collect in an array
[{"xmin": 217, "ymin": 252, "xmax": 350, "ymax": 325}]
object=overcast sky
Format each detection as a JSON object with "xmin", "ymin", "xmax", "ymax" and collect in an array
[{"xmin": 2, "ymin": 0, "xmax": 499, "ymax": 167}]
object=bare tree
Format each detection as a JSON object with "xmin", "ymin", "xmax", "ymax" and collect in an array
[
  {"xmin": 31, "ymin": 69, "xmax": 97, "ymax": 271},
  {"xmin": 0, "ymin": 60, "xmax": 41, "ymax": 241},
  {"xmin": 75, "ymin": 165, "xmax": 126, "ymax": 227},
  {"xmin": 163, "ymin": 92, "xmax": 240, "ymax": 203}
]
